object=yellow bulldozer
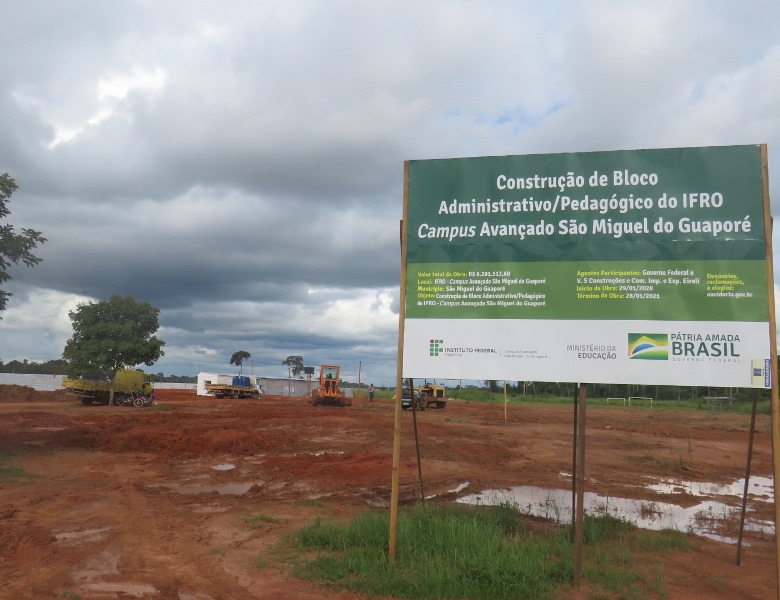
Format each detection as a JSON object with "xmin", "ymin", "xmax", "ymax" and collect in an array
[
  {"xmin": 310, "ymin": 365, "xmax": 352, "ymax": 407},
  {"xmin": 401, "ymin": 381, "xmax": 448, "ymax": 410},
  {"xmin": 418, "ymin": 382, "xmax": 448, "ymax": 409}
]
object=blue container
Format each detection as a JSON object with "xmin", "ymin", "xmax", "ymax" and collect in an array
[{"xmin": 232, "ymin": 376, "xmax": 251, "ymax": 387}]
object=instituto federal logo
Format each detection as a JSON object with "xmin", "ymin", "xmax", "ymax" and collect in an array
[
  {"xmin": 429, "ymin": 338, "xmax": 443, "ymax": 357},
  {"xmin": 628, "ymin": 333, "xmax": 668, "ymax": 360}
]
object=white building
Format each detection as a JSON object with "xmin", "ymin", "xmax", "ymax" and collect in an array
[{"xmin": 196, "ymin": 372, "xmax": 313, "ymax": 397}]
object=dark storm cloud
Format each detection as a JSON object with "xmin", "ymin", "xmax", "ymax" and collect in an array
[{"xmin": 2, "ymin": 1, "xmax": 780, "ymax": 384}]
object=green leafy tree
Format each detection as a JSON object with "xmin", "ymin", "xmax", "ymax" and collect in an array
[
  {"xmin": 484, "ymin": 380, "xmax": 500, "ymax": 393},
  {"xmin": 0, "ymin": 173, "xmax": 47, "ymax": 315},
  {"xmin": 62, "ymin": 295, "xmax": 165, "ymax": 402},
  {"xmin": 283, "ymin": 355, "xmax": 304, "ymax": 378},
  {"xmin": 230, "ymin": 350, "xmax": 251, "ymax": 375}
]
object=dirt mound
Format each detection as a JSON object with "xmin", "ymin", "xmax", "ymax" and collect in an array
[
  {"xmin": 0, "ymin": 384, "xmax": 69, "ymax": 403},
  {"xmin": 0, "ymin": 384, "xmax": 199, "ymax": 404}
]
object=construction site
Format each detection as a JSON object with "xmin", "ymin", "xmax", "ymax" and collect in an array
[{"xmin": 0, "ymin": 384, "xmax": 775, "ymax": 599}]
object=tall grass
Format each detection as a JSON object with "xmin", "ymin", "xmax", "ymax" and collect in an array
[
  {"xmin": 357, "ymin": 386, "xmax": 770, "ymax": 415},
  {"xmin": 447, "ymin": 389, "xmax": 771, "ymax": 414},
  {"xmin": 0, "ymin": 451, "xmax": 35, "ymax": 484},
  {"xmin": 290, "ymin": 503, "xmax": 684, "ymax": 599}
]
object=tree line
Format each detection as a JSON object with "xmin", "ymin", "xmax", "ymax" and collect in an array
[
  {"xmin": 0, "ymin": 358, "xmax": 196, "ymax": 383},
  {"xmin": 0, "ymin": 358, "xmax": 69, "ymax": 374}
]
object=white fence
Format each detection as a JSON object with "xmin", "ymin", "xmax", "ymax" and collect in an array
[
  {"xmin": 0, "ymin": 374, "xmax": 66, "ymax": 391},
  {"xmin": 153, "ymin": 382, "xmax": 196, "ymax": 390},
  {"xmin": 0, "ymin": 374, "xmax": 195, "ymax": 392}
]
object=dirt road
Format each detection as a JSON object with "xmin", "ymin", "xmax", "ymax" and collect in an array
[{"xmin": 0, "ymin": 386, "xmax": 775, "ymax": 599}]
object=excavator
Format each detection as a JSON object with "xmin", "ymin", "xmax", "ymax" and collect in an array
[{"xmin": 310, "ymin": 365, "xmax": 352, "ymax": 407}]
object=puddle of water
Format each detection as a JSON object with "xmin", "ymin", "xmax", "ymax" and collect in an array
[
  {"xmin": 179, "ymin": 591, "xmax": 219, "ymax": 600},
  {"xmin": 72, "ymin": 548, "xmax": 121, "ymax": 582},
  {"xmin": 211, "ymin": 463, "xmax": 236, "ymax": 471},
  {"xmin": 175, "ymin": 481, "xmax": 262, "ymax": 495},
  {"xmin": 192, "ymin": 504, "xmax": 230, "ymax": 514},
  {"xmin": 646, "ymin": 476, "xmax": 774, "ymax": 500},
  {"xmin": 55, "ymin": 527, "xmax": 112, "ymax": 545},
  {"xmin": 448, "ymin": 482, "xmax": 470, "ymax": 494},
  {"xmin": 81, "ymin": 582, "xmax": 158, "ymax": 597},
  {"xmin": 148, "ymin": 480, "xmax": 263, "ymax": 495},
  {"xmin": 456, "ymin": 482, "xmax": 774, "ymax": 544}
]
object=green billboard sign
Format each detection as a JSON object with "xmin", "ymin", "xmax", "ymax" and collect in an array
[{"xmin": 402, "ymin": 145, "xmax": 772, "ymax": 387}]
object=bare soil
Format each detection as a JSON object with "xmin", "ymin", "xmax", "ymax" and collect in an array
[{"xmin": 0, "ymin": 385, "xmax": 775, "ymax": 599}]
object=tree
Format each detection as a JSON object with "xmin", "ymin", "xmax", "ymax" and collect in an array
[
  {"xmin": 230, "ymin": 350, "xmax": 251, "ymax": 375},
  {"xmin": 484, "ymin": 380, "xmax": 500, "ymax": 393},
  {"xmin": 282, "ymin": 355, "xmax": 304, "ymax": 378},
  {"xmin": 62, "ymin": 295, "xmax": 165, "ymax": 402},
  {"xmin": 0, "ymin": 173, "xmax": 47, "ymax": 315}
]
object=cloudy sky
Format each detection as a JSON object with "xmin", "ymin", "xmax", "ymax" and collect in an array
[{"xmin": 2, "ymin": 0, "xmax": 780, "ymax": 386}]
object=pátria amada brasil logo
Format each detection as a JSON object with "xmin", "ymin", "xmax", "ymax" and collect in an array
[{"xmin": 628, "ymin": 333, "xmax": 668, "ymax": 360}]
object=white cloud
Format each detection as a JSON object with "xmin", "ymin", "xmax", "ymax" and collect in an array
[
  {"xmin": 2, "ymin": 0, "xmax": 780, "ymax": 385},
  {"xmin": 313, "ymin": 289, "xmax": 397, "ymax": 337},
  {"xmin": 0, "ymin": 286, "xmax": 90, "ymax": 362},
  {"xmin": 45, "ymin": 65, "xmax": 167, "ymax": 148}
]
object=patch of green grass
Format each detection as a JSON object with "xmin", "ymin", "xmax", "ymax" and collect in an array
[
  {"xmin": 707, "ymin": 574, "xmax": 727, "ymax": 593},
  {"xmin": 243, "ymin": 513, "xmax": 281, "ymax": 529},
  {"xmin": 0, "ymin": 451, "xmax": 36, "ymax": 484},
  {"xmin": 735, "ymin": 399, "xmax": 771, "ymax": 415},
  {"xmin": 649, "ymin": 567, "xmax": 669, "ymax": 600},
  {"xmin": 633, "ymin": 453, "xmax": 656, "ymax": 463},
  {"xmin": 58, "ymin": 592, "xmax": 82, "ymax": 600},
  {"xmin": 629, "ymin": 450, "xmax": 693, "ymax": 475},
  {"xmin": 656, "ymin": 450, "xmax": 689, "ymax": 473},
  {"xmin": 299, "ymin": 498, "xmax": 325, "ymax": 508},
  {"xmin": 286, "ymin": 503, "xmax": 687, "ymax": 600},
  {"xmin": 641, "ymin": 529, "xmax": 693, "ymax": 552},
  {"xmin": 210, "ymin": 547, "xmax": 226, "ymax": 557}
]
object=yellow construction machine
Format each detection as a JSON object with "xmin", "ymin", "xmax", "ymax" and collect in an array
[
  {"xmin": 310, "ymin": 365, "xmax": 352, "ymax": 407},
  {"xmin": 63, "ymin": 369, "xmax": 155, "ymax": 406},
  {"xmin": 401, "ymin": 381, "xmax": 448, "ymax": 410}
]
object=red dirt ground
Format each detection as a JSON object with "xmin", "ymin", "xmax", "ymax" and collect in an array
[{"xmin": 0, "ymin": 385, "xmax": 775, "ymax": 599}]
